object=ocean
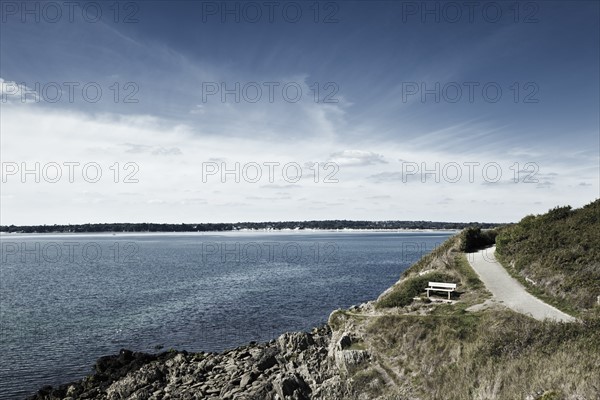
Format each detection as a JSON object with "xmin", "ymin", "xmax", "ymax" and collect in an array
[{"xmin": 0, "ymin": 230, "xmax": 453, "ymax": 399}]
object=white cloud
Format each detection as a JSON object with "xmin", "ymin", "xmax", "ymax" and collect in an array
[
  {"xmin": 328, "ymin": 150, "xmax": 387, "ymax": 166},
  {"xmin": 0, "ymin": 78, "xmax": 39, "ymax": 103}
]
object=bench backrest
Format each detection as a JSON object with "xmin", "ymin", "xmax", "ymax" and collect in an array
[{"xmin": 428, "ymin": 282, "xmax": 457, "ymax": 289}]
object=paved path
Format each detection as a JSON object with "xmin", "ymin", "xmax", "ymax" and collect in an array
[{"xmin": 467, "ymin": 246, "xmax": 576, "ymax": 322}]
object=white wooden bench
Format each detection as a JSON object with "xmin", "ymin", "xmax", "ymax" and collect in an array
[{"xmin": 426, "ymin": 282, "xmax": 457, "ymax": 300}]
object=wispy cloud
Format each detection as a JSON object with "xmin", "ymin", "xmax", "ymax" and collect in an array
[{"xmin": 123, "ymin": 143, "xmax": 182, "ymax": 156}]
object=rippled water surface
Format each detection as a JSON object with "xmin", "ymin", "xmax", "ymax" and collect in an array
[{"xmin": 0, "ymin": 231, "xmax": 453, "ymax": 399}]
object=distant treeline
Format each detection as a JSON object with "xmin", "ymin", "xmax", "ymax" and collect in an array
[{"xmin": 0, "ymin": 220, "xmax": 502, "ymax": 233}]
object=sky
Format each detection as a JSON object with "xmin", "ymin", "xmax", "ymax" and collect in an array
[{"xmin": 0, "ymin": 0, "xmax": 598, "ymax": 225}]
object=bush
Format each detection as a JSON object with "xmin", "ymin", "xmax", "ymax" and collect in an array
[{"xmin": 459, "ymin": 227, "xmax": 497, "ymax": 252}]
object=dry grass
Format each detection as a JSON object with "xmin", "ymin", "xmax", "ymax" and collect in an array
[{"xmin": 361, "ymin": 309, "xmax": 600, "ymax": 399}]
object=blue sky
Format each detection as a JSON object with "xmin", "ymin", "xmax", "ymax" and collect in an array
[{"xmin": 1, "ymin": 1, "xmax": 599, "ymax": 224}]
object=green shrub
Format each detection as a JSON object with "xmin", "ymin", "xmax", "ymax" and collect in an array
[
  {"xmin": 459, "ymin": 227, "xmax": 497, "ymax": 252},
  {"xmin": 495, "ymin": 199, "xmax": 600, "ymax": 311}
]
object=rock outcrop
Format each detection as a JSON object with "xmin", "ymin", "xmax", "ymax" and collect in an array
[{"xmin": 27, "ymin": 326, "xmax": 350, "ymax": 400}]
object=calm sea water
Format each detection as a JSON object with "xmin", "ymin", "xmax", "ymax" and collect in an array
[{"xmin": 0, "ymin": 230, "xmax": 453, "ymax": 399}]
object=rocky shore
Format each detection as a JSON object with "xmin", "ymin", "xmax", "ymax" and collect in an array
[{"xmin": 27, "ymin": 323, "xmax": 364, "ymax": 400}]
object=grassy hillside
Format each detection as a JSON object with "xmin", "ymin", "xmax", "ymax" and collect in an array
[
  {"xmin": 496, "ymin": 199, "xmax": 600, "ymax": 313},
  {"xmin": 376, "ymin": 228, "xmax": 493, "ymax": 309},
  {"xmin": 330, "ymin": 203, "xmax": 600, "ymax": 399},
  {"xmin": 334, "ymin": 298, "xmax": 600, "ymax": 399}
]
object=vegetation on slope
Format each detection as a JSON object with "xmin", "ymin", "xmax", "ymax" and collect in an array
[
  {"xmin": 334, "ymin": 301, "xmax": 600, "ymax": 399},
  {"xmin": 376, "ymin": 228, "xmax": 493, "ymax": 309},
  {"xmin": 496, "ymin": 199, "xmax": 600, "ymax": 312},
  {"xmin": 335, "ymin": 204, "xmax": 600, "ymax": 399}
]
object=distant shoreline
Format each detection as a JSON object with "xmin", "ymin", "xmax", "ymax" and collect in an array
[{"xmin": 0, "ymin": 221, "xmax": 503, "ymax": 234}]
